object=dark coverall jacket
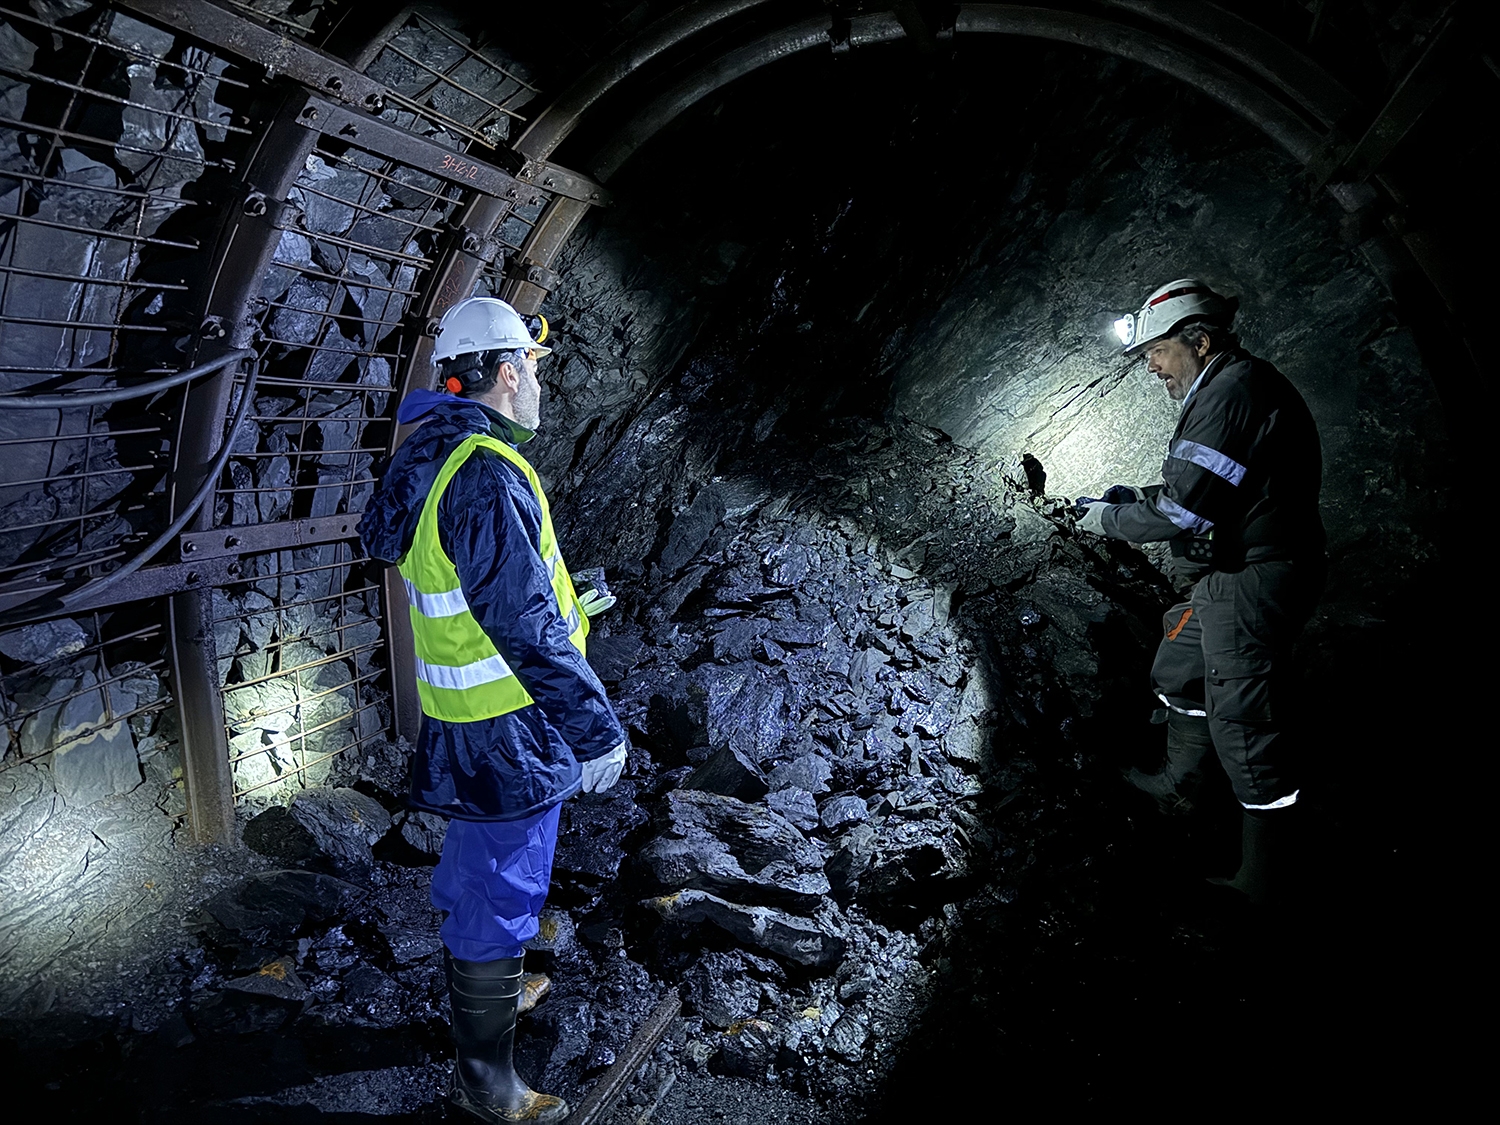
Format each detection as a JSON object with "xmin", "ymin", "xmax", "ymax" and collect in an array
[
  {"xmin": 359, "ymin": 391, "xmax": 625, "ymax": 822},
  {"xmin": 1096, "ymin": 348, "xmax": 1325, "ymax": 808}
]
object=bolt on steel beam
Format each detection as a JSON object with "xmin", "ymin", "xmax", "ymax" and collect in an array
[{"xmin": 115, "ymin": 0, "xmax": 390, "ymax": 113}]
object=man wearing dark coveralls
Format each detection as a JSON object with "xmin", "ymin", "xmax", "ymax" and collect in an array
[
  {"xmin": 1077, "ymin": 278, "xmax": 1326, "ymax": 905},
  {"xmin": 361, "ymin": 297, "xmax": 627, "ymax": 1123}
]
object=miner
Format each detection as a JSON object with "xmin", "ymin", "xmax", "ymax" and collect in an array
[
  {"xmin": 1076, "ymin": 278, "xmax": 1325, "ymax": 906},
  {"xmin": 361, "ymin": 297, "xmax": 626, "ymax": 1123}
]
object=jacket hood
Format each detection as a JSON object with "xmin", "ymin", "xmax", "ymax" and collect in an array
[
  {"xmin": 395, "ymin": 389, "xmax": 536, "ymax": 440},
  {"xmin": 359, "ymin": 393, "xmax": 532, "ymax": 565}
]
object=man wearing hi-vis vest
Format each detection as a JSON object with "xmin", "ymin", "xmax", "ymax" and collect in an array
[{"xmin": 361, "ymin": 297, "xmax": 625, "ymax": 1124}]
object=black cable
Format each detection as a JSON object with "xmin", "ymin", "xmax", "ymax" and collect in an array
[
  {"xmin": 0, "ymin": 354, "xmax": 260, "ymax": 626},
  {"xmin": 0, "ymin": 348, "xmax": 255, "ymax": 409}
]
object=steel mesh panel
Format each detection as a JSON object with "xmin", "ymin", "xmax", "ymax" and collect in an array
[
  {"xmin": 0, "ymin": 606, "xmax": 181, "ymax": 815},
  {"xmin": 216, "ymin": 540, "xmax": 389, "ymax": 803},
  {"xmin": 363, "ymin": 7, "xmax": 539, "ymax": 151},
  {"xmin": 478, "ymin": 192, "xmax": 550, "ymax": 295},
  {"xmin": 0, "ymin": 1, "xmax": 244, "ymax": 590},
  {"xmin": 213, "ymin": 143, "xmax": 464, "ymax": 526}
]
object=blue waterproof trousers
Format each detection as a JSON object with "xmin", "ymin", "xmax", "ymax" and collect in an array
[{"xmin": 430, "ymin": 804, "xmax": 561, "ymax": 962}]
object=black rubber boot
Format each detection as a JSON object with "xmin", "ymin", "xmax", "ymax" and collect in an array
[
  {"xmin": 1124, "ymin": 711, "xmax": 1214, "ymax": 814},
  {"xmin": 447, "ymin": 955, "xmax": 569, "ymax": 1124},
  {"xmin": 1208, "ymin": 807, "xmax": 1293, "ymax": 907}
]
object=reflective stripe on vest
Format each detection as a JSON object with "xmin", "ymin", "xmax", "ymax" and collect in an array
[{"xmin": 397, "ymin": 433, "xmax": 589, "ymax": 723}]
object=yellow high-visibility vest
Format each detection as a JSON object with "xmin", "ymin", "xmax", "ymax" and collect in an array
[{"xmin": 397, "ymin": 434, "xmax": 588, "ymax": 723}]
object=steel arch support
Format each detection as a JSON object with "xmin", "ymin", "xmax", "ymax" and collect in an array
[
  {"xmin": 516, "ymin": 0, "xmax": 781, "ymax": 162},
  {"xmin": 955, "ymin": 6, "xmax": 1322, "ymax": 165},
  {"xmin": 1099, "ymin": 0, "xmax": 1361, "ymax": 128},
  {"xmin": 163, "ymin": 12, "xmax": 404, "ymax": 842}
]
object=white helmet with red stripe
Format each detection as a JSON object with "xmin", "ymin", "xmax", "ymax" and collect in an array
[{"xmin": 1113, "ymin": 278, "xmax": 1237, "ymax": 355}]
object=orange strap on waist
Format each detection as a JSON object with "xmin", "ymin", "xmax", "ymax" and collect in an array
[{"xmin": 1166, "ymin": 607, "xmax": 1194, "ymax": 641}]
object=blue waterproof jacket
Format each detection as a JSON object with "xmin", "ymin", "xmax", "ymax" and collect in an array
[{"xmin": 360, "ymin": 390, "xmax": 625, "ymax": 821}]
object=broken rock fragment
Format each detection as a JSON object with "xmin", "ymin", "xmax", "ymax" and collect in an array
[
  {"xmin": 682, "ymin": 950, "xmax": 764, "ymax": 1029},
  {"xmin": 398, "ymin": 809, "xmax": 448, "ymax": 858},
  {"xmin": 200, "ymin": 870, "xmax": 365, "ymax": 944},
  {"xmin": 648, "ymin": 889, "xmax": 846, "ymax": 969},
  {"xmin": 715, "ymin": 1017, "xmax": 779, "ymax": 1078},
  {"xmin": 0, "ymin": 618, "xmax": 88, "ymax": 665},
  {"xmin": 243, "ymin": 787, "xmax": 392, "ymax": 868},
  {"xmin": 767, "ymin": 753, "xmax": 832, "ymax": 795},
  {"xmin": 680, "ymin": 744, "xmax": 769, "ymax": 801},
  {"xmin": 825, "ymin": 823, "xmax": 877, "ymax": 899},
  {"xmin": 225, "ymin": 957, "xmax": 309, "ymax": 1002},
  {"xmin": 765, "ymin": 786, "xmax": 818, "ymax": 832},
  {"xmin": 639, "ymin": 789, "xmax": 829, "ymax": 909},
  {"xmin": 819, "ymin": 795, "xmax": 868, "ymax": 832}
]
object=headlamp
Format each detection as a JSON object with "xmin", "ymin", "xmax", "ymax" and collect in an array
[
  {"xmin": 519, "ymin": 313, "xmax": 549, "ymax": 345},
  {"xmin": 1113, "ymin": 316, "xmax": 1136, "ymax": 347}
]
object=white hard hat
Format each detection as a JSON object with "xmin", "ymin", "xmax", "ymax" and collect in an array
[
  {"xmin": 432, "ymin": 297, "xmax": 552, "ymax": 364},
  {"xmin": 1112, "ymin": 278, "xmax": 1237, "ymax": 355}
]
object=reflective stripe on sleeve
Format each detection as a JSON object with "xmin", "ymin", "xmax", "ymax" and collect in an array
[
  {"xmin": 403, "ymin": 579, "xmax": 470, "ymax": 619},
  {"xmin": 1242, "ymin": 789, "xmax": 1300, "ymax": 811},
  {"xmin": 1158, "ymin": 495, "xmax": 1214, "ymax": 533},
  {"xmin": 413, "ymin": 651, "xmax": 514, "ymax": 690},
  {"xmin": 1170, "ymin": 439, "xmax": 1247, "ymax": 486},
  {"xmin": 1157, "ymin": 692, "xmax": 1207, "ymax": 718}
]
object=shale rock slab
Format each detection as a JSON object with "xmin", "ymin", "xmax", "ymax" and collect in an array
[
  {"xmin": 243, "ymin": 787, "xmax": 392, "ymax": 868},
  {"xmin": 639, "ymin": 789, "xmax": 829, "ymax": 909},
  {"xmin": 648, "ymin": 889, "xmax": 846, "ymax": 969}
]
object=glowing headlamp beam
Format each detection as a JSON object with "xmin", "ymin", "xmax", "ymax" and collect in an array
[{"xmin": 1113, "ymin": 316, "xmax": 1135, "ymax": 346}]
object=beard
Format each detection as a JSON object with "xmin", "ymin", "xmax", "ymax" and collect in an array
[{"xmin": 514, "ymin": 379, "xmax": 542, "ymax": 429}]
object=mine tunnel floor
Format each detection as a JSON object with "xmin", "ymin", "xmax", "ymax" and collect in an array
[{"xmin": 0, "ymin": 796, "xmax": 1411, "ymax": 1121}]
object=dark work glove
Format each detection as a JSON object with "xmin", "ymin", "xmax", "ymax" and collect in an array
[{"xmin": 1102, "ymin": 484, "xmax": 1145, "ymax": 505}]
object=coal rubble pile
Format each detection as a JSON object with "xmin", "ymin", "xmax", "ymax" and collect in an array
[
  {"xmin": 0, "ymin": 404, "xmax": 1174, "ymax": 1118},
  {"xmin": 524, "ymin": 410, "xmax": 1179, "ymax": 1109}
]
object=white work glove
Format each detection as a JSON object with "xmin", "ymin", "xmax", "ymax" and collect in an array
[
  {"xmin": 579, "ymin": 741, "xmax": 627, "ymax": 793},
  {"xmin": 571, "ymin": 569, "xmax": 617, "ymax": 617},
  {"xmin": 577, "ymin": 589, "xmax": 616, "ymax": 617},
  {"xmin": 1077, "ymin": 502, "xmax": 1110, "ymax": 535}
]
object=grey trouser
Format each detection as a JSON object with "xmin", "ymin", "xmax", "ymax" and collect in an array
[{"xmin": 1149, "ymin": 560, "xmax": 1323, "ymax": 808}]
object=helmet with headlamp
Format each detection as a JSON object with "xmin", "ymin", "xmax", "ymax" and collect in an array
[
  {"xmin": 1112, "ymin": 278, "xmax": 1237, "ymax": 355},
  {"xmin": 433, "ymin": 297, "xmax": 552, "ymax": 366}
]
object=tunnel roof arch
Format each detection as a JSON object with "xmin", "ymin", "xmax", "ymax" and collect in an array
[{"xmin": 491, "ymin": 0, "xmax": 1481, "ymax": 453}]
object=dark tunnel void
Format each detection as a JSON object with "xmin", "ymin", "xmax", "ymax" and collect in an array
[{"xmin": 0, "ymin": 9, "xmax": 1464, "ymax": 1119}]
